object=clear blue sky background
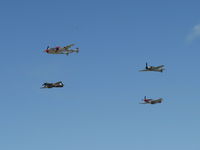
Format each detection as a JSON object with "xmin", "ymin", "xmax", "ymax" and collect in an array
[{"xmin": 1, "ymin": 0, "xmax": 200, "ymax": 150}]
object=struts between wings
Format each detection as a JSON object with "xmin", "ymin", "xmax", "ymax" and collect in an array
[
  {"xmin": 139, "ymin": 62, "xmax": 165, "ymax": 72},
  {"xmin": 140, "ymin": 96, "xmax": 163, "ymax": 104},
  {"xmin": 44, "ymin": 44, "xmax": 79, "ymax": 55},
  {"xmin": 41, "ymin": 81, "xmax": 64, "ymax": 88}
]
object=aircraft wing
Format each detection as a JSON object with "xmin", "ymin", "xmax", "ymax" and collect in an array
[
  {"xmin": 139, "ymin": 69, "xmax": 149, "ymax": 72},
  {"xmin": 154, "ymin": 65, "xmax": 164, "ymax": 69},
  {"xmin": 152, "ymin": 98, "xmax": 163, "ymax": 103},
  {"xmin": 64, "ymin": 44, "xmax": 75, "ymax": 49},
  {"xmin": 55, "ymin": 81, "xmax": 62, "ymax": 84},
  {"xmin": 157, "ymin": 98, "xmax": 163, "ymax": 102}
]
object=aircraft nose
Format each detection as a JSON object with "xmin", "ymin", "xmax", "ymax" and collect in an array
[{"xmin": 43, "ymin": 49, "xmax": 48, "ymax": 53}]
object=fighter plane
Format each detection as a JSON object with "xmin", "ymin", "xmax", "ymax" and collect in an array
[
  {"xmin": 139, "ymin": 96, "xmax": 163, "ymax": 104},
  {"xmin": 44, "ymin": 44, "xmax": 79, "ymax": 55},
  {"xmin": 139, "ymin": 63, "xmax": 164, "ymax": 72},
  {"xmin": 41, "ymin": 81, "xmax": 64, "ymax": 88}
]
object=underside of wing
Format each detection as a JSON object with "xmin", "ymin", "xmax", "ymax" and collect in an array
[{"xmin": 139, "ymin": 69, "xmax": 149, "ymax": 72}]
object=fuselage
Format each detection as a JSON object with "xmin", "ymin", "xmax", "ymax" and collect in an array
[
  {"xmin": 44, "ymin": 47, "xmax": 66, "ymax": 54},
  {"xmin": 144, "ymin": 99, "xmax": 152, "ymax": 103},
  {"xmin": 42, "ymin": 82, "xmax": 64, "ymax": 88},
  {"xmin": 44, "ymin": 47, "xmax": 78, "ymax": 54},
  {"xmin": 143, "ymin": 98, "xmax": 163, "ymax": 104},
  {"xmin": 147, "ymin": 66, "xmax": 163, "ymax": 72}
]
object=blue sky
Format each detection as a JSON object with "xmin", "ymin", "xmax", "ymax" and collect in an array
[{"xmin": 1, "ymin": 0, "xmax": 200, "ymax": 150}]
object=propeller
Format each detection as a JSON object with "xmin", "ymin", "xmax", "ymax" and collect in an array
[{"xmin": 141, "ymin": 96, "xmax": 146, "ymax": 101}]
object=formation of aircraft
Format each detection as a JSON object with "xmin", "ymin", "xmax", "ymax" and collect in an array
[
  {"xmin": 41, "ymin": 43, "xmax": 79, "ymax": 89},
  {"xmin": 138, "ymin": 62, "xmax": 165, "ymax": 104},
  {"xmin": 139, "ymin": 63, "xmax": 164, "ymax": 72},
  {"xmin": 41, "ymin": 43, "xmax": 165, "ymax": 105},
  {"xmin": 41, "ymin": 81, "xmax": 64, "ymax": 88},
  {"xmin": 44, "ymin": 44, "xmax": 79, "ymax": 55},
  {"xmin": 139, "ymin": 96, "xmax": 163, "ymax": 104}
]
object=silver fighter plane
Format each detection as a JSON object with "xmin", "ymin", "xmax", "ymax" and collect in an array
[{"xmin": 44, "ymin": 44, "xmax": 79, "ymax": 55}]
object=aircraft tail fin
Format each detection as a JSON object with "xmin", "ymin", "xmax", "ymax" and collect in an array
[
  {"xmin": 159, "ymin": 69, "xmax": 165, "ymax": 72},
  {"xmin": 76, "ymin": 48, "xmax": 79, "ymax": 53},
  {"xmin": 146, "ymin": 62, "xmax": 148, "ymax": 69}
]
